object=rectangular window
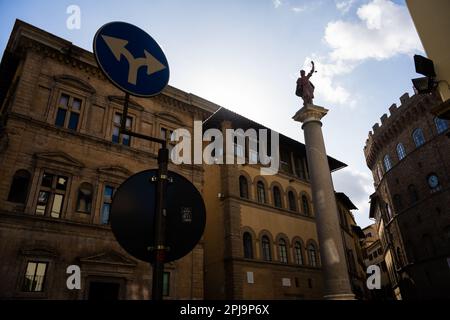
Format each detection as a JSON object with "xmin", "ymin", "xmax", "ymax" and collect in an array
[
  {"xmin": 163, "ymin": 272, "xmax": 170, "ymax": 296},
  {"xmin": 280, "ymin": 150, "xmax": 292, "ymax": 174},
  {"xmin": 101, "ymin": 186, "xmax": 115, "ymax": 225},
  {"xmin": 35, "ymin": 173, "xmax": 68, "ymax": 218},
  {"xmin": 54, "ymin": 93, "xmax": 82, "ymax": 131},
  {"xmin": 160, "ymin": 127, "xmax": 174, "ymax": 155},
  {"xmin": 295, "ymin": 157, "xmax": 306, "ymax": 180},
  {"xmin": 22, "ymin": 262, "xmax": 47, "ymax": 292},
  {"xmin": 112, "ymin": 113, "xmax": 132, "ymax": 146}
]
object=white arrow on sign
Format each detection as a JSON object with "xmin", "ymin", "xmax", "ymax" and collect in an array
[{"xmin": 102, "ymin": 35, "xmax": 167, "ymax": 85}]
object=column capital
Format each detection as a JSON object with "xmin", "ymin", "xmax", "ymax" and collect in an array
[{"xmin": 292, "ymin": 104, "xmax": 329, "ymax": 125}]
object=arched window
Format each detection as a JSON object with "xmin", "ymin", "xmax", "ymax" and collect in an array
[
  {"xmin": 412, "ymin": 128, "xmax": 425, "ymax": 147},
  {"xmin": 243, "ymin": 232, "xmax": 253, "ymax": 259},
  {"xmin": 239, "ymin": 176, "xmax": 249, "ymax": 199},
  {"xmin": 257, "ymin": 181, "xmax": 266, "ymax": 204},
  {"xmin": 408, "ymin": 184, "xmax": 419, "ymax": 204},
  {"xmin": 294, "ymin": 241, "xmax": 303, "ymax": 265},
  {"xmin": 288, "ymin": 191, "xmax": 297, "ymax": 212},
  {"xmin": 396, "ymin": 143, "xmax": 406, "ymax": 161},
  {"xmin": 435, "ymin": 117, "xmax": 448, "ymax": 134},
  {"xmin": 273, "ymin": 186, "xmax": 282, "ymax": 208},
  {"xmin": 278, "ymin": 238, "xmax": 288, "ymax": 263},
  {"xmin": 302, "ymin": 195, "xmax": 310, "ymax": 216},
  {"xmin": 7, "ymin": 170, "xmax": 31, "ymax": 204},
  {"xmin": 308, "ymin": 244, "xmax": 318, "ymax": 267},
  {"xmin": 262, "ymin": 236, "xmax": 272, "ymax": 261},
  {"xmin": 383, "ymin": 154, "xmax": 393, "ymax": 172},
  {"xmin": 76, "ymin": 182, "xmax": 93, "ymax": 213},
  {"xmin": 393, "ymin": 194, "xmax": 403, "ymax": 212}
]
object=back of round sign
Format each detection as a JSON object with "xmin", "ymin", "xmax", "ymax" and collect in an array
[{"xmin": 110, "ymin": 169, "xmax": 206, "ymax": 263}]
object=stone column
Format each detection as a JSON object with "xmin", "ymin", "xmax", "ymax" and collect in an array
[{"xmin": 293, "ymin": 104, "xmax": 355, "ymax": 300}]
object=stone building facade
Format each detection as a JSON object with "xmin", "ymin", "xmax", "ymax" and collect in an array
[
  {"xmin": 0, "ymin": 20, "xmax": 367, "ymax": 300},
  {"xmin": 202, "ymin": 108, "xmax": 366, "ymax": 300},
  {"xmin": 364, "ymin": 92, "xmax": 450, "ymax": 299},
  {"xmin": 335, "ymin": 192, "xmax": 367, "ymax": 299},
  {"xmin": 362, "ymin": 224, "xmax": 393, "ymax": 299},
  {"xmin": 0, "ymin": 20, "xmax": 218, "ymax": 299}
]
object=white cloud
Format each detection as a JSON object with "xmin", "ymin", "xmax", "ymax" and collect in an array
[
  {"xmin": 325, "ymin": 0, "xmax": 423, "ymax": 62},
  {"xmin": 301, "ymin": 57, "xmax": 357, "ymax": 106},
  {"xmin": 333, "ymin": 168, "xmax": 375, "ymax": 227},
  {"xmin": 336, "ymin": 0, "xmax": 356, "ymax": 14},
  {"xmin": 273, "ymin": 0, "xmax": 282, "ymax": 8},
  {"xmin": 292, "ymin": 6, "xmax": 307, "ymax": 13},
  {"xmin": 305, "ymin": 0, "xmax": 422, "ymax": 107}
]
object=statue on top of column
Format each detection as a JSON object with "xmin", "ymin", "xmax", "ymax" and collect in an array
[{"xmin": 296, "ymin": 61, "xmax": 315, "ymax": 106}]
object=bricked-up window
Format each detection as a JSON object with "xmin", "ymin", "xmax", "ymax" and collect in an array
[
  {"xmin": 239, "ymin": 176, "xmax": 249, "ymax": 199},
  {"xmin": 163, "ymin": 272, "xmax": 170, "ymax": 296},
  {"xmin": 435, "ymin": 117, "xmax": 448, "ymax": 134},
  {"xmin": 76, "ymin": 182, "xmax": 93, "ymax": 213},
  {"xmin": 308, "ymin": 244, "xmax": 318, "ymax": 267},
  {"xmin": 101, "ymin": 185, "xmax": 114, "ymax": 224},
  {"xmin": 302, "ymin": 195, "xmax": 310, "ymax": 216},
  {"xmin": 112, "ymin": 113, "xmax": 132, "ymax": 146},
  {"xmin": 257, "ymin": 181, "xmax": 266, "ymax": 204},
  {"xmin": 273, "ymin": 186, "xmax": 282, "ymax": 208},
  {"xmin": 408, "ymin": 184, "xmax": 419, "ymax": 204},
  {"xmin": 278, "ymin": 239, "xmax": 288, "ymax": 263},
  {"xmin": 7, "ymin": 170, "xmax": 31, "ymax": 204},
  {"xmin": 288, "ymin": 191, "xmax": 297, "ymax": 212},
  {"xmin": 396, "ymin": 143, "xmax": 407, "ymax": 161},
  {"xmin": 55, "ymin": 93, "xmax": 82, "ymax": 131},
  {"xmin": 294, "ymin": 241, "xmax": 303, "ymax": 265},
  {"xmin": 393, "ymin": 194, "xmax": 403, "ymax": 212},
  {"xmin": 396, "ymin": 247, "xmax": 404, "ymax": 267},
  {"xmin": 22, "ymin": 262, "xmax": 47, "ymax": 292},
  {"xmin": 261, "ymin": 236, "xmax": 272, "ymax": 261},
  {"xmin": 385, "ymin": 203, "xmax": 393, "ymax": 221},
  {"xmin": 243, "ymin": 232, "xmax": 253, "ymax": 259},
  {"xmin": 412, "ymin": 128, "xmax": 425, "ymax": 148},
  {"xmin": 383, "ymin": 154, "xmax": 393, "ymax": 172},
  {"xmin": 35, "ymin": 173, "xmax": 68, "ymax": 218},
  {"xmin": 347, "ymin": 250, "xmax": 357, "ymax": 275}
]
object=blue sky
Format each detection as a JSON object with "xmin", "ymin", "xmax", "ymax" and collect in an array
[{"xmin": 0, "ymin": 0, "xmax": 424, "ymax": 227}]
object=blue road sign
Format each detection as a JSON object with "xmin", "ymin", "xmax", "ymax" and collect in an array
[{"xmin": 93, "ymin": 22, "xmax": 170, "ymax": 97}]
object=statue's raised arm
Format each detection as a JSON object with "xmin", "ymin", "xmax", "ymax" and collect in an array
[{"xmin": 307, "ymin": 61, "xmax": 315, "ymax": 79}]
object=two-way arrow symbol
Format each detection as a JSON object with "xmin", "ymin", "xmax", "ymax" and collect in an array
[{"xmin": 102, "ymin": 35, "xmax": 167, "ymax": 85}]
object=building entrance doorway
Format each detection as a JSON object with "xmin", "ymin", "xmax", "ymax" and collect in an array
[{"xmin": 88, "ymin": 281, "xmax": 120, "ymax": 300}]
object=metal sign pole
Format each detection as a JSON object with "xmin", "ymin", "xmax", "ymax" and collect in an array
[
  {"xmin": 152, "ymin": 146, "xmax": 168, "ymax": 300},
  {"xmin": 119, "ymin": 94, "xmax": 168, "ymax": 300}
]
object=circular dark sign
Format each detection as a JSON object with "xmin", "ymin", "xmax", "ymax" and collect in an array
[{"xmin": 110, "ymin": 169, "xmax": 206, "ymax": 263}]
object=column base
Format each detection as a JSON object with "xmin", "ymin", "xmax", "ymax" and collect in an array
[{"xmin": 323, "ymin": 293, "xmax": 356, "ymax": 300}]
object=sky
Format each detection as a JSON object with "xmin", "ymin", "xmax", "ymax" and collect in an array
[{"xmin": 0, "ymin": 0, "xmax": 425, "ymax": 228}]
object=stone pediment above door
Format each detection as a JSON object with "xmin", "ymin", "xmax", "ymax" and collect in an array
[
  {"xmin": 34, "ymin": 152, "xmax": 85, "ymax": 169},
  {"xmin": 96, "ymin": 166, "xmax": 132, "ymax": 180},
  {"xmin": 79, "ymin": 251, "xmax": 137, "ymax": 267}
]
